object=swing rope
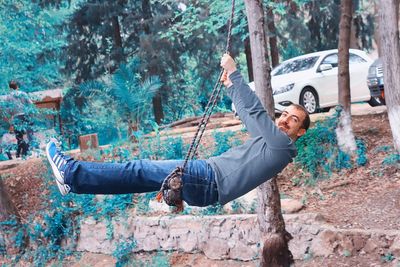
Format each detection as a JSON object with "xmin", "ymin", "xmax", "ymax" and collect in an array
[{"xmin": 156, "ymin": 0, "xmax": 236, "ymax": 212}]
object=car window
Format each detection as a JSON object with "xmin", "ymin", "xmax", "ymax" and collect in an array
[
  {"xmin": 321, "ymin": 53, "xmax": 338, "ymax": 67},
  {"xmin": 273, "ymin": 56, "xmax": 319, "ymax": 76},
  {"xmin": 349, "ymin": 53, "xmax": 367, "ymax": 64}
]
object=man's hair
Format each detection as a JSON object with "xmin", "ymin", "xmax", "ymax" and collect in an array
[
  {"xmin": 9, "ymin": 80, "xmax": 18, "ymax": 90},
  {"xmin": 290, "ymin": 104, "xmax": 310, "ymax": 130}
]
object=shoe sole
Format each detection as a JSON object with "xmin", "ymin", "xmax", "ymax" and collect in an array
[
  {"xmin": 55, "ymin": 179, "xmax": 70, "ymax": 196},
  {"xmin": 46, "ymin": 142, "xmax": 65, "ymax": 185}
]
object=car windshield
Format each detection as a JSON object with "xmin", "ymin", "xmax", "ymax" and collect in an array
[{"xmin": 272, "ymin": 56, "xmax": 319, "ymax": 76}]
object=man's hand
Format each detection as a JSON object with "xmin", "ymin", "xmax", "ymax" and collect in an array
[
  {"xmin": 220, "ymin": 53, "xmax": 237, "ymax": 76},
  {"xmin": 220, "ymin": 70, "xmax": 233, "ymax": 87}
]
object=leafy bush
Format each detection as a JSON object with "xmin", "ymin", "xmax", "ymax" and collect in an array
[
  {"xmin": 212, "ymin": 130, "xmax": 242, "ymax": 157},
  {"xmin": 295, "ymin": 108, "xmax": 367, "ymax": 181},
  {"xmin": 113, "ymin": 237, "xmax": 137, "ymax": 267},
  {"xmin": 383, "ymin": 153, "xmax": 400, "ymax": 166}
]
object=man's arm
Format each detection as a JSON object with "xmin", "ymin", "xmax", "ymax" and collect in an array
[{"xmin": 221, "ymin": 54, "xmax": 292, "ymax": 148}]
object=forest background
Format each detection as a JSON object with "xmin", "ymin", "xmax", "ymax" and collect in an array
[
  {"xmin": 0, "ymin": 0, "xmax": 376, "ymax": 149},
  {"xmin": 2, "ymin": 0, "xmax": 400, "ymax": 266}
]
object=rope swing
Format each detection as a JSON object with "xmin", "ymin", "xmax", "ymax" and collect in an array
[{"xmin": 155, "ymin": 0, "xmax": 236, "ymax": 212}]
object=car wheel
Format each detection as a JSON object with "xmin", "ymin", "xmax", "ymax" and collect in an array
[
  {"xmin": 368, "ymin": 97, "xmax": 384, "ymax": 107},
  {"xmin": 300, "ymin": 87, "xmax": 319, "ymax": 114}
]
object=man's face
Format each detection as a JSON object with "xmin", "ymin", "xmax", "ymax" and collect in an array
[{"xmin": 275, "ymin": 105, "xmax": 306, "ymax": 141}]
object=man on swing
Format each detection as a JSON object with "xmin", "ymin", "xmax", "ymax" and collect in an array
[{"xmin": 46, "ymin": 54, "xmax": 310, "ymax": 208}]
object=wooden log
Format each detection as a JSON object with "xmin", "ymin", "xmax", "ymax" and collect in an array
[{"xmin": 79, "ymin": 133, "xmax": 99, "ymax": 152}]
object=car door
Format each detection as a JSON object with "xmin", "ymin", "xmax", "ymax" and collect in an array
[
  {"xmin": 314, "ymin": 53, "xmax": 339, "ymax": 107},
  {"xmin": 349, "ymin": 53, "xmax": 371, "ymax": 102}
]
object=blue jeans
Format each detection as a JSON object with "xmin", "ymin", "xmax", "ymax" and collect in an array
[{"xmin": 64, "ymin": 159, "xmax": 219, "ymax": 207}]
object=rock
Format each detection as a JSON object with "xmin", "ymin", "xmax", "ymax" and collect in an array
[
  {"xmin": 281, "ymin": 199, "xmax": 304, "ymax": 214},
  {"xmin": 76, "ymin": 219, "xmax": 114, "ymax": 254},
  {"xmin": 289, "ymin": 234, "xmax": 312, "ymax": 260},
  {"xmin": 142, "ymin": 235, "xmax": 160, "ymax": 251},
  {"xmin": 336, "ymin": 233, "xmax": 354, "ymax": 255},
  {"xmin": 309, "ymin": 230, "xmax": 336, "ymax": 257},
  {"xmin": 363, "ymin": 239, "xmax": 378, "ymax": 253},
  {"xmin": 390, "ymin": 236, "xmax": 400, "ymax": 256},
  {"xmin": 179, "ymin": 232, "xmax": 199, "ymax": 252},
  {"xmin": 223, "ymin": 189, "xmax": 257, "ymax": 213},
  {"xmin": 352, "ymin": 235, "xmax": 367, "ymax": 251},
  {"xmin": 202, "ymin": 238, "xmax": 229, "ymax": 259},
  {"xmin": 229, "ymin": 241, "xmax": 257, "ymax": 261},
  {"xmin": 148, "ymin": 199, "xmax": 171, "ymax": 212}
]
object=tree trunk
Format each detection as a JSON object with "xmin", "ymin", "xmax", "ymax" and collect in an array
[
  {"xmin": 152, "ymin": 95, "xmax": 164, "ymax": 124},
  {"xmin": 267, "ymin": 4, "xmax": 279, "ymax": 67},
  {"xmin": 243, "ymin": 0, "xmax": 274, "ymax": 115},
  {"xmin": 243, "ymin": 1, "xmax": 293, "ymax": 266},
  {"xmin": 0, "ymin": 177, "xmax": 23, "ymax": 254},
  {"xmin": 142, "ymin": 0, "xmax": 164, "ymax": 124},
  {"xmin": 379, "ymin": 0, "xmax": 400, "ymax": 152},
  {"xmin": 244, "ymin": 37, "xmax": 254, "ymax": 82},
  {"xmin": 336, "ymin": 0, "xmax": 357, "ymax": 154},
  {"xmin": 111, "ymin": 15, "xmax": 124, "ymax": 66},
  {"xmin": 374, "ymin": 2, "xmax": 383, "ymax": 56},
  {"xmin": 307, "ymin": 1, "xmax": 322, "ymax": 50},
  {"xmin": 349, "ymin": 17, "xmax": 359, "ymax": 49}
]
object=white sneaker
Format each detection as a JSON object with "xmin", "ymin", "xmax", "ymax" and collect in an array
[{"xmin": 46, "ymin": 141, "xmax": 70, "ymax": 196}]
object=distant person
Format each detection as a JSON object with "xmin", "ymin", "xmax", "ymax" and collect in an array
[
  {"xmin": 46, "ymin": 54, "xmax": 310, "ymax": 209},
  {"xmin": 7, "ymin": 80, "xmax": 34, "ymax": 158}
]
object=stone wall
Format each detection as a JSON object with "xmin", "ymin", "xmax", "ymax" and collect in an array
[{"xmin": 75, "ymin": 212, "xmax": 400, "ymax": 261}]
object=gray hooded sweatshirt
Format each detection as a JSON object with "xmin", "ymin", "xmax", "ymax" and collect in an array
[{"xmin": 207, "ymin": 70, "xmax": 297, "ymax": 205}]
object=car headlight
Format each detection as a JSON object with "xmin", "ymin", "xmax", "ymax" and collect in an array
[{"xmin": 273, "ymin": 83, "xmax": 295, "ymax": 95}]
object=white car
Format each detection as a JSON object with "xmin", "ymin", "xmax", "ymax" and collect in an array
[{"xmin": 245, "ymin": 49, "xmax": 374, "ymax": 114}]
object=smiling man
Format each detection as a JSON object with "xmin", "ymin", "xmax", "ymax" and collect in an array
[
  {"xmin": 46, "ymin": 54, "xmax": 310, "ymax": 208},
  {"xmin": 276, "ymin": 105, "xmax": 308, "ymax": 141}
]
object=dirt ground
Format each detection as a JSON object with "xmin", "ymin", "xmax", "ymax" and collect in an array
[
  {"xmin": 279, "ymin": 112, "xmax": 400, "ymax": 231},
  {"xmin": 1, "ymin": 111, "xmax": 399, "ymax": 266}
]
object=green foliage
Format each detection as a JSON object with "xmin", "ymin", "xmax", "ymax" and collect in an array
[
  {"xmin": 136, "ymin": 192, "xmax": 157, "ymax": 215},
  {"xmin": 230, "ymin": 200, "xmax": 245, "ymax": 213},
  {"xmin": 356, "ymin": 139, "xmax": 367, "ymax": 166},
  {"xmin": 291, "ymin": 177, "xmax": 301, "ymax": 186},
  {"xmin": 211, "ymin": 130, "xmax": 241, "ymax": 157},
  {"xmin": 303, "ymin": 252, "xmax": 313, "ymax": 261},
  {"xmin": 0, "ymin": 0, "xmax": 73, "ymax": 92},
  {"xmin": 0, "ymin": 162, "xmax": 136, "ymax": 265},
  {"xmin": 135, "ymin": 130, "xmax": 187, "ymax": 161},
  {"xmin": 113, "ymin": 237, "xmax": 137, "ymax": 267},
  {"xmin": 274, "ymin": 0, "xmax": 374, "ymax": 60},
  {"xmin": 200, "ymin": 203, "xmax": 224, "ymax": 216},
  {"xmin": 148, "ymin": 252, "xmax": 170, "ymax": 267},
  {"xmin": 295, "ymin": 108, "xmax": 367, "ymax": 181},
  {"xmin": 160, "ymin": 0, "xmax": 247, "ymax": 42},
  {"xmin": 112, "ymin": 60, "xmax": 162, "ymax": 127},
  {"xmin": 383, "ymin": 153, "xmax": 400, "ymax": 166},
  {"xmin": 249, "ymin": 200, "xmax": 258, "ymax": 214},
  {"xmin": 1, "ymin": 129, "xmax": 197, "ymax": 265},
  {"xmin": 342, "ymin": 250, "xmax": 351, "ymax": 257},
  {"xmin": 161, "ymin": 137, "xmax": 185, "ymax": 160},
  {"xmin": 60, "ymin": 57, "xmax": 162, "ymax": 146},
  {"xmin": 279, "ymin": 40, "xmax": 304, "ymax": 61},
  {"xmin": 129, "ymin": 251, "xmax": 170, "ymax": 267},
  {"xmin": 381, "ymin": 252, "xmax": 395, "ymax": 263},
  {"xmin": 374, "ymin": 145, "xmax": 392, "ymax": 153},
  {"xmin": 0, "ymin": 90, "xmax": 59, "ymax": 158}
]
